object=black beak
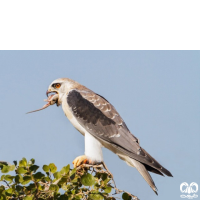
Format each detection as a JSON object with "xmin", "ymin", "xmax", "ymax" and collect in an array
[{"xmin": 46, "ymin": 90, "xmax": 50, "ymax": 97}]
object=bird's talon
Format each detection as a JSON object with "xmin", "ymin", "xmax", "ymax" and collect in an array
[{"xmin": 73, "ymin": 155, "xmax": 95, "ymax": 168}]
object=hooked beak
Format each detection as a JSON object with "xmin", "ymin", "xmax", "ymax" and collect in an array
[
  {"xmin": 46, "ymin": 89, "xmax": 59, "ymax": 106},
  {"xmin": 46, "ymin": 90, "xmax": 50, "ymax": 97},
  {"xmin": 46, "ymin": 90, "xmax": 58, "ymax": 97}
]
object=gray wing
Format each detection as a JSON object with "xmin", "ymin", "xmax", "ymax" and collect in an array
[{"xmin": 67, "ymin": 89, "xmax": 172, "ymax": 177}]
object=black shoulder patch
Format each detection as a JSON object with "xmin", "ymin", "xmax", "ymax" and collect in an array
[{"xmin": 67, "ymin": 90, "xmax": 116, "ymax": 126}]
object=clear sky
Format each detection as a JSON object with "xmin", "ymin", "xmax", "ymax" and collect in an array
[{"xmin": 0, "ymin": 51, "xmax": 199, "ymax": 200}]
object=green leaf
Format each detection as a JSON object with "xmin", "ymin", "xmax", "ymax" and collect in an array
[
  {"xmin": 75, "ymin": 194, "xmax": 82, "ymax": 200},
  {"xmin": 49, "ymin": 184, "xmax": 59, "ymax": 192},
  {"xmin": 23, "ymin": 196, "xmax": 33, "ymax": 200},
  {"xmin": 15, "ymin": 175, "xmax": 23, "ymax": 183},
  {"xmin": 104, "ymin": 186, "xmax": 112, "ymax": 193},
  {"xmin": 43, "ymin": 176, "xmax": 51, "ymax": 182},
  {"xmin": 13, "ymin": 161, "xmax": 17, "ymax": 166},
  {"xmin": 8, "ymin": 165, "xmax": 15, "ymax": 171},
  {"xmin": 60, "ymin": 165, "xmax": 70, "ymax": 175},
  {"xmin": 122, "ymin": 193, "xmax": 131, "ymax": 200},
  {"xmin": 61, "ymin": 183, "xmax": 68, "ymax": 191},
  {"xmin": 1, "ymin": 166, "xmax": 9, "ymax": 173},
  {"xmin": 37, "ymin": 183, "xmax": 43, "ymax": 191},
  {"xmin": 58, "ymin": 175, "xmax": 68, "ymax": 185},
  {"xmin": 29, "ymin": 165, "xmax": 39, "ymax": 172},
  {"xmin": 71, "ymin": 189, "xmax": 75, "ymax": 194},
  {"xmin": 0, "ymin": 196, "xmax": 6, "ymax": 200},
  {"xmin": 23, "ymin": 176, "xmax": 32, "ymax": 181},
  {"xmin": 21, "ymin": 176, "xmax": 32, "ymax": 185},
  {"xmin": 70, "ymin": 168, "xmax": 76, "ymax": 176},
  {"xmin": 4, "ymin": 175, "xmax": 14, "ymax": 182},
  {"xmin": 104, "ymin": 178, "xmax": 110, "ymax": 185},
  {"xmin": 89, "ymin": 194, "xmax": 104, "ymax": 200},
  {"xmin": 54, "ymin": 172, "xmax": 61, "ymax": 179},
  {"xmin": 16, "ymin": 185, "xmax": 23, "ymax": 192},
  {"xmin": 0, "ymin": 175, "xmax": 5, "ymax": 181},
  {"xmin": 81, "ymin": 173, "xmax": 95, "ymax": 186},
  {"xmin": 42, "ymin": 165, "xmax": 49, "ymax": 172},
  {"xmin": 71, "ymin": 177, "xmax": 79, "ymax": 183},
  {"xmin": 49, "ymin": 163, "xmax": 57, "ymax": 173},
  {"xmin": 26, "ymin": 183, "xmax": 36, "ymax": 191},
  {"xmin": 101, "ymin": 173, "xmax": 108, "ymax": 181},
  {"xmin": 0, "ymin": 185, "xmax": 5, "ymax": 191},
  {"xmin": 94, "ymin": 183, "xmax": 100, "ymax": 190},
  {"xmin": 28, "ymin": 159, "xmax": 35, "ymax": 166},
  {"xmin": 19, "ymin": 158, "xmax": 27, "ymax": 167},
  {"xmin": 30, "ymin": 158, "xmax": 35, "ymax": 165},
  {"xmin": 58, "ymin": 194, "xmax": 68, "ymax": 200},
  {"xmin": 70, "ymin": 168, "xmax": 76, "ymax": 180},
  {"xmin": 17, "ymin": 167, "xmax": 27, "ymax": 174},
  {"xmin": 0, "ymin": 194, "xmax": 6, "ymax": 200},
  {"xmin": 33, "ymin": 172, "xmax": 45, "ymax": 180},
  {"xmin": 5, "ymin": 188, "xmax": 12, "ymax": 194}
]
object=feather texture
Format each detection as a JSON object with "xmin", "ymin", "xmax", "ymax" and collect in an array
[{"xmin": 67, "ymin": 89, "xmax": 172, "ymax": 178}]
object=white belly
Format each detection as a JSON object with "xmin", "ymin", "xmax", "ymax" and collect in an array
[{"xmin": 85, "ymin": 131, "xmax": 103, "ymax": 162}]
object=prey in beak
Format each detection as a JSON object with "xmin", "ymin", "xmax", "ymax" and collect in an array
[{"xmin": 26, "ymin": 91, "xmax": 59, "ymax": 114}]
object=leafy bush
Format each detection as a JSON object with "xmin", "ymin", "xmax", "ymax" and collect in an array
[{"xmin": 0, "ymin": 158, "xmax": 137, "ymax": 200}]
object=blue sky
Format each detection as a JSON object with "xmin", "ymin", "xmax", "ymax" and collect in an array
[{"xmin": 0, "ymin": 51, "xmax": 199, "ymax": 199}]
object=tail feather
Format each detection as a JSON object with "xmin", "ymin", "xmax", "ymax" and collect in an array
[
  {"xmin": 144, "ymin": 164, "xmax": 164, "ymax": 176},
  {"xmin": 141, "ymin": 148, "xmax": 173, "ymax": 177},
  {"xmin": 118, "ymin": 155, "xmax": 158, "ymax": 195},
  {"xmin": 130, "ymin": 158, "xmax": 158, "ymax": 195}
]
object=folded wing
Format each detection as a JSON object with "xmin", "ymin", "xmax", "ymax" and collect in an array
[{"xmin": 67, "ymin": 89, "xmax": 172, "ymax": 177}]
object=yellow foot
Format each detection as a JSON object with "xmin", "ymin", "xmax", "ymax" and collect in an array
[{"xmin": 72, "ymin": 155, "xmax": 94, "ymax": 168}]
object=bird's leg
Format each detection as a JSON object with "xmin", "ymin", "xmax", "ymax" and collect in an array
[{"xmin": 73, "ymin": 155, "xmax": 97, "ymax": 168}]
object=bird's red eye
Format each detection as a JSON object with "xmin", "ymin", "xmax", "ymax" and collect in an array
[{"xmin": 55, "ymin": 83, "xmax": 61, "ymax": 88}]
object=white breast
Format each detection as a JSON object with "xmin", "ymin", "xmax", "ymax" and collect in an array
[{"xmin": 61, "ymin": 96, "xmax": 85, "ymax": 136}]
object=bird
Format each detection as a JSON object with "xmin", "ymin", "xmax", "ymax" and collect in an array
[{"xmin": 44, "ymin": 77, "xmax": 172, "ymax": 194}]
